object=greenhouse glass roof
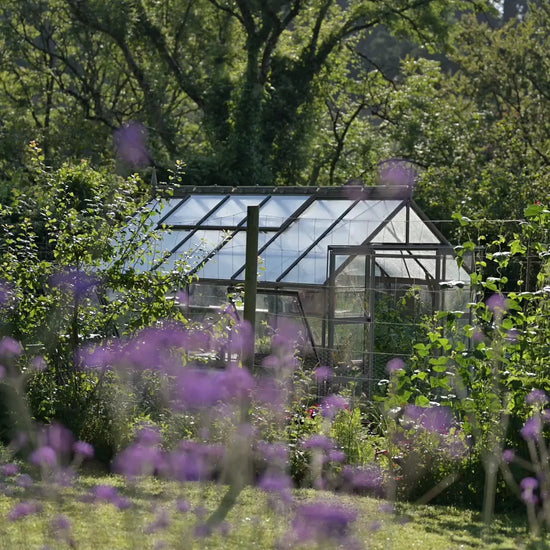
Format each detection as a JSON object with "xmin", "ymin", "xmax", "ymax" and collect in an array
[{"xmin": 136, "ymin": 186, "xmax": 465, "ymax": 286}]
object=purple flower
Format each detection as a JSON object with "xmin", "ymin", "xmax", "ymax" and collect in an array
[
  {"xmin": 526, "ymin": 389, "xmax": 549, "ymax": 406},
  {"xmin": 327, "ymin": 450, "xmax": 346, "ymax": 463},
  {"xmin": 258, "ymin": 471, "xmax": 293, "ymax": 498},
  {"xmin": 93, "ymin": 485, "xmax": 119, "ymax": 502},
  {"xmin": 1, "ymin": 463, "xmax": 19, "ymax": 476},
  {"xmin": 49, "ymin": 269, "xmax": 99, "ymax": 299},
  {"xmin": 44, "ymin": 423, "xmax": 74, "ymax": 456},
  {"xmin": 386, "ymin": 358, "xmax": 405, "ymax": 374},
  {"xmin": 30, "ymin": 446, "xmax": 57, "ymax": 468},
  {"xmin": 521, "ymin": 417, "xmax": 542, "ymax": 441},
  {"xmin": 314, "ymin": 366, "xmax": 333, "ymax": 382},
  {"xmin": 342, "ymin": 465, "xmax": 384, "ymax": 496},
  {"xmin": 51, "ymin": 514, "xmax": 72, "ymax": 534},
  {"xmin": 136, "ymin": 426, "xmax": 162, "ymax": 447},
  {"xmin": 176, "ymin": 499, "xmax": 191, "ymax": 513},
  {"xmin": 222, "ymin": 365, "xmax": 254, "ymax": 400},
  {"xmin": 520, "ymin": 477, "xmax": 539, "ymax": 505},
  {"xmin": 502, "ymin": 449, "xmax": 515, "ymax": 464},
  {"xmin": 114, "ymin": 122, "xmax": 152, "ymax": 167},
  {"xmin": 30, "ymin": 356, "xmax": 47, "ymax": 372},
  {"xmin": 175, "ymin": 368, "xmax": 224, "ymax": 410},
  {"xmin": 113, "ymin": 496, "xmax": 132, "ymax": 510},
  {"xmin": 0, "ymin": 337, "xmax": 22, "ymax": 357},
  {"xmin": 8, "ymin": 501, "xmax": 42, "ymax": 521},
  {"xmin": 145, "ymin": 509, "xmax": 171, "ymax": 534},
  {"xmin": 321, "ymin": 395, "xmax": 348, "ymax": 420},
  {"xmin": 114, "ymin": 443, "xmax": 163, "ymax": 479},
  {"xmin": 73, "ymin": 441, "xmax": 94, "ymax": 459},
  {"xmin": 292, "ymin": 502, "xmax": 357, "ymax": 541},
  {"xmin": 16, "ymin": 474, "xmax": 33, "ymax": 488},
  {"xmin": 303, "ymin": 435, "xmax": 334, "ymax": 451},
  {"xmin": 404, "ymin": 405, "xmax": 453, "ymax": 434},
  {"xmin": 486, "ymin": 293, "xmax": 508, "ymax": 316}
]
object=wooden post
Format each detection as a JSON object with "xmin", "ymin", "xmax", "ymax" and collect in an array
[{"xmin": 243, "ymin": 205, "xmax": 259, "ymax": 369}]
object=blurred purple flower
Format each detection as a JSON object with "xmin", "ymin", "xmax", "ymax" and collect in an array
[
  {"xmin": 258, "ymin": 471, "xmax": 293, "ymax": 502},
  {"xmin": 114, "ymin": 496, "xmax": 132, "ymax": 510},
  {"xmin": 520, "ymin": 477, "xmax": 539, "ymax": 505},
  {"xmin": 136, "ymin": 426, "xmax": 162, "ymax": 447},
  {"xmin": 258, "ymin": 442, "xmax": 288, "ymax": 467},
  {"xmin": 0, "ymin": 337, "xmax": 22, "ymax": 357},
  {"xmin": 30, "ymin": 446, "xmax": 57, "ymax": 468},
  {"xmin": 291, "ymin": 502, "xmax": 357, "ymax": 542},
  {"xmin": 485, "ymin": 294, "xmax": 508, "ymax": 316},
  {"xmin": 521, "ymin": 417, "xmax": 542, "ymax": 441},
  {"xmin": 145, "ymin": 509, "xmax": 171, "ymax": 534},
  {"xmin": 227, "ymin": 321, "xmax": 253, "ymax": 355},
  {"xmin": 502, "ymin": 449, "xmax": 515, "ymax": 464},
  {"xmin": 0, "ymin": 281, "xmax": 14, "ymax": 308},
  {"xmin": 93, "ymin": 485, "xmax": 119, "ymax": 502},
  {"xmin": 386, "ymin": 358, "xmax": 405, "ymax": 374},
  {"xmin": 30, "ymin": 356, "xmax": 47, "ymax": 372},
  {"xmin": 17, "ymin": 474, "xmax": 33, "ymax": 488},
  {"xmin": 404, "ymin": 405, "xmax": 453, "ymax": 434},
  {"xmin": 343, "ymin": 464, "xmax": 384, "ymax": 496},
  {"xmin": 303, "ymin": 435, "xmax": 334, "ymax": 451},
  {"xmin": 1, "ymin": 463, "xmax": 19, "ymax": 476},
  {"xmin": 222, "ymin": 365, "xmax": 254, "ymax": 400},
  {"xmin": 49, "ymin": 269, "xmax": 99, "ymax": 299},
  {"xmin": 51, "ymin": 514, "xmax": 72, "ymax": 537},
  {"xmin": 78, "ymin": 343, "xmax": 118, "ymax": 371},
  {"xmin": 321, "ymin": 395, "xmax": 348, "ymax": 420},
  {"xmin": 8, "ymin": 501, "xmax": 42, "ymax": 521},
  {"xmin": 44, "ymin": 423, "xmax": 74, "ymax": 456},
  {"xmin": 176, "ymin": 499, "xmax": 191, "ymax": 513},
  {"xmin": 526, "ymin": 389, "xmax": 549, "ymax": 406},
  {"xmin": 175, "ymin": 368, "xmax": 224, "ymax": 410},
  {"xmin": 73, "ymin": 441, "xmax": 94, "ymax": 459},
  {"xmin": 314, "ymin": 366, "xmax": 332, "ymax": 382},
  {"xmin": 327, "ymin": 449, "xmax": 346, "ymax": 463},
  {"xmin": 114, "ymin": 443, "xmax": 163, "ymax": 479},
  {"xmin": 166, "ymin": 442, "xmax": 219, "ymax": 482},
  {"xmin": 114, "ymin": 122, "xmax": 152, "ymax": 167}
]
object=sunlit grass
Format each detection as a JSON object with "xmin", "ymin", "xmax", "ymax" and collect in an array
[{"xmin": 0, "ymin": 475, "xmax": 540, "ymax": 549}]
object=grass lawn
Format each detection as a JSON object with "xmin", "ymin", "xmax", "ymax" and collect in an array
[{"xmin": 0, "ymin": 475, "xmax": 544, "ymax": 549}]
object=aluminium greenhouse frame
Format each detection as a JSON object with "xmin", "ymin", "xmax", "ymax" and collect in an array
[{"xmin": 140, "ymin": 184, "xmax": 471, "ymax": 391}]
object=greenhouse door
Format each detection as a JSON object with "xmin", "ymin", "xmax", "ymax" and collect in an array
[
  {"xmin": 327, "ymin": 245, "xmax": 458, "ymax": 396},
  {"xmin": 327, "ymin": 250, "xmax": 374, "ymax": 390}
]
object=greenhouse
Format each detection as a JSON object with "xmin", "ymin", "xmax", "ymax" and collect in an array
[{"xmin": 137, "ymin": 184, "xmax": 471, "ymax": 388}]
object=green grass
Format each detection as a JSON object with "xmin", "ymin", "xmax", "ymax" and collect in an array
[{"xmin": 0, "ymin": 475, "xmax": 545, "ymax": 549}]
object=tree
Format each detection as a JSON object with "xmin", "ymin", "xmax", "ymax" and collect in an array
[
  {"xmin": 0, "ymin": 0, "xmax": 484, "ymax": 186},
  {"xmin": 371, "ymin": 3, "xmax": 550, "ymax": 237}
]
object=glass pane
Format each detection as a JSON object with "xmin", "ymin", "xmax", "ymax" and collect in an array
[
  {"xmin": 333, "ymin": 256, "xmax": 368, "ymax": 318},
  {"xmin": 163, "ymin": 196, "xmax": 225, "ymax": 225},
  {"xmin": 408, "ymin": 209, "xmax": 441, "ymax": 244},
  {"xmin": 282, "ymin": 200, "xmax": 400, "ymax": 284},
  {"xmin": 258, "ymin": 195, "xmax": 309, "ymax": 228},
  {"xmin": 195, "ymin": 231, "xmax": 270, "ymax": 280},
  {"xmin": 158, "ymin": 230, "xmax": 226, "ymax": 271},
  {"xmin": 260, "ymin": 200, "xmax": 354, "ymax": 281},
  {"xmin": 204, "ymin": 195, "xmax": 265, "ymax": 226},
  {"xmin": 371, "ymin": 206, "xmax": 407, "ymax": 244}
]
